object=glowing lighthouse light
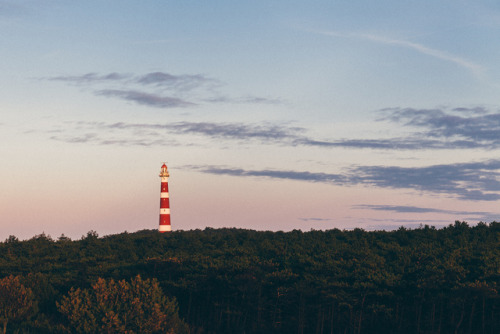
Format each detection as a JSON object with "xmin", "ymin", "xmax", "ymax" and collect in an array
[{"xmin": 159, "ymin": 163, "xmax": 171, "ymax": 232}]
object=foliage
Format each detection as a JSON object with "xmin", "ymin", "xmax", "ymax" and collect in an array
[
  {"xmin": 0, "ymin": 275, "xmax": 36, "ymax": 334},
  {"xmin": 0, "ymin": 221, "xmax": 498, "ymax": 333},
  {"xmin": 57, "ymin": 275, "xmax": 188, "ymax": 334}
]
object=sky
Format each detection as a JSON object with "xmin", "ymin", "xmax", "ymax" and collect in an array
[{"xmin": 2, "ymin": 0, "xmax": 500, "ymax": 240}]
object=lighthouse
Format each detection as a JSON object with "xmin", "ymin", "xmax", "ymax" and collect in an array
[{"xmin": 159, "ymin": 163, "xmax": 171, "ymax": 232}]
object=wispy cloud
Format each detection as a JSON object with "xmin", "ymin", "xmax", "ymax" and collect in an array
[
  {"xmin": 48, "ymin": 72, "xmax": 130, "ymax": 84},
  {"xmin": 360, "ymin": 33, "xmax": 484, "ymax": 77},
  {"xmin": 326, "ymin": 107, "xmax": 500, "ymax": 150},
  {"xmin": 354, "ymin": 161, "xmax": 500, "ymax": 201},
  {"xmin": 299, "ymin": 217, "xmax": 333, "ymax": 222},
  {"xmin": 354, "ymin": 204, "xmax": 491, "ymax": 216},
  {"xmin": 379, "ymin": 107, "xmax": 500, "ymax": 145},
  {"xmin": 49, "ymin": 132, "xmax": 179, "ymax": 147},
  {"xmin": 135, "ymin": 72, "xmax": 214, "ymax": 90},
  {"xmin": 355, "ymin": 205, "xmax": 499, "ymax": 226},
  {"xmin": 46, "ymin": 107, "xmax": 500, "ymax": 150},
  {"xmin": 203, "ymin": 95, "xmax": 281, "ymax": 105},
  {"xmin": 46, "ymin": 71, "xmax": 279, "ymax": 108},
  {"xmin": 294, "ymin": 137, "xmax": 446, "ymax": 150},
  {"xmin": 161, "ymin": 122, "xmax": 303, "ymax": 140},
  {"xmin": 189, "ymin": 160, "xmax": 500, "ymax": 201},
  {"xmin": 315, "ymin": 30, "xmax": 485, "ymax": 78},
  {"xmin": 190, "ymin": 165, "xmax": 348, "ymax": 183},
  {"xmin": 96, "ymin": 90, "xmax": 194, "ymax": 108},
  {"xmin": 48, "ymin": 121, "xmax": 305, "ymax": 146},
  {"xmin": 44, "ymin": 115, "xmax": 500, "ymax": 201}
]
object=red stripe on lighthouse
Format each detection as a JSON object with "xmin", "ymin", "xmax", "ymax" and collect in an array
[{"xmin": 159, "ymin": 163, "xmax": 171, "ymax": 232}]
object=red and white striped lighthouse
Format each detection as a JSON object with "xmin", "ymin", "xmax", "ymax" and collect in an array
[{"xmin": 159, "ymin": 163, "xmax": 171, "ymax": 232}]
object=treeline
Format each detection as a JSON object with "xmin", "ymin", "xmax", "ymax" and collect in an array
[{"xmin": 0, "ymin": 221, "xmax": 498, "ymax": 333}]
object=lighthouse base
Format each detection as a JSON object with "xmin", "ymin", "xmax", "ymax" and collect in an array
[{"xmin": 159, "ymin": 225, "xmax": 172, "ymax": 232}]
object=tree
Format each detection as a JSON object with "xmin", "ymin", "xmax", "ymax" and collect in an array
[
  {"xmin": 0, "ymin": 275, "xmax": 36, "ymax": 334},
  {"xmin": 57, "ymin": 275, "xmax": 189, "ymax": 334}
]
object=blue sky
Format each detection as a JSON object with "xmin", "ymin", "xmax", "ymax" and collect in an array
[{"xmin": 2, "ymin": 1, "xmax": 500, "ymax": 239}]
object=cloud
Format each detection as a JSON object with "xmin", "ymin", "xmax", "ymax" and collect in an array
[
  {"xmin": 48, "ymin": 121, "xmax": 305, "ymax": 146},
  {"xmin": 380, "ymin": 107, "xmax": 500, "ymax": 145},
  {"xmin": 321, "ymin": 107, "xmax": 500, "ymax": 150},
  {"xmin": 50, "ymin": 132, "xmax": 178, "ymax": 147},
  {"xmin": 316, "ymin": 30, "xmax": 484, "ymax": 78},
  {"xmin": 451, "ymin": 106, "xmax": 489, "ymax": 114},
  {"xmin": 46, "ymin": 71, "xmax": 279, "ymax": 108},
  {"xmin": 48, "ymin": 72, "xmax": 130, "ymax": 84},
  {"xmin": 45, "ymin": 105, "xmax": 500, "ymax": 151},
  {"xmin": 204, "ymin": 95, "xmax": 282, "ymax": 105},
  {"xmin": 190, "ymin": 166, "xmax": 348, "ymax": 183},
  {"xmin": 162, "ymin": 122, "xmax": 302, "ymax": 141},
  {"xmin": 190, "ymin": 160, "xmax": 500, "ymax": 201},
  {"xmin": 50, "ymin": 133, "xmax": 97, "ymax": 144},
  {"xmin": 96, "ymin": 90, "xmax": 194, "ymax": 108},
  {"xmin": 354, "ymin": 205, "xmax": 499, "ymax": 224},
  {"xmin": 353, "ymin": 161, "xmax": 500, "ymax": 201},
  {"xmin": 353, "ymin": 204, "xmax": 491, "ymax": 216},
  {"xmin": 358, "ymin": 33, "xmax": 484, "ymax": 78},
  {"xmin": 46, "ymin": 120, "xmax": 304, "ymax": 148},
  {"xmin": 44, "ymin": 117, "xmax": 500, "ymax": 201},
  {"xmin": 294, "ymin": 137, "xmax": 447, "ymax": 150},
  {"xmin": 135, "ymin": 72, "xmax": 213, "ymax": 90},
  {"xmin": 299, "ymin": 218, "xmax": 333, "ymax": 222}
]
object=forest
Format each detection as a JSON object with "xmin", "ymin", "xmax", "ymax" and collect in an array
[{"xmin": 0, "ymin": 221, "xmax": 498, "ymax": 333}]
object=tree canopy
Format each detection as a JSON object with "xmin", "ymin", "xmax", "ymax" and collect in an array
[
  {"xmin": 57, "ymin": 275, "xmax": 188, "ymax": 334},
  {"xmin": 0, "ymin": 221, "xmax": 498, "ymax": 333}
]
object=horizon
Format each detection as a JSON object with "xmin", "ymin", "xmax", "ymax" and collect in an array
[{"xmin": 5, "ymin": 220, "xmax": 495, "ymax": 242}]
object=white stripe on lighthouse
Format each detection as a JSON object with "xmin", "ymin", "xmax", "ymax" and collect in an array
[
  {"xmin": 160, "ymin": 192, "xmax": 169, "ymax": 198},
  {"xmin": 159, "ymin": 225, "xmax": 172, "ymax": 232},
  {"xmin": 160, "ymin": 208, "xmax": 171, "ymax": 214}
]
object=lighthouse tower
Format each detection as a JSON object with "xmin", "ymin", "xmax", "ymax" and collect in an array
[{"xmin": 159, "ymin": 163, "xmax": 171, "ymax": 232}]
